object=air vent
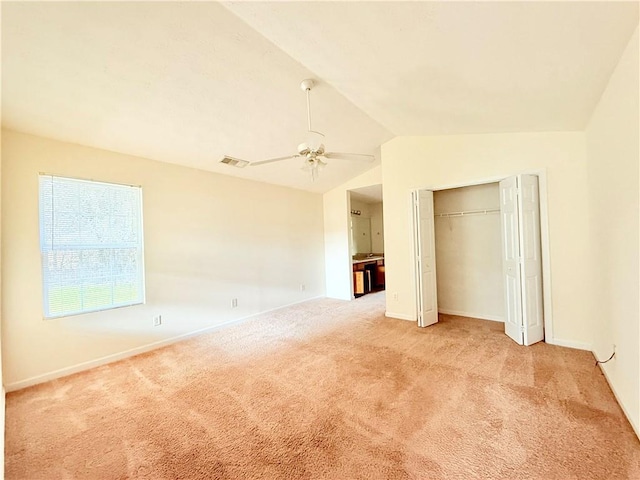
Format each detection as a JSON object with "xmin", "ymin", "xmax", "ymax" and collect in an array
[{"xmin": 220, "ymin": 156, "xmax": 249, "ymax": 168}]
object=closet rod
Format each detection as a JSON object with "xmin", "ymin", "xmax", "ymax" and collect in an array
[{"xmin": 434, "ymin": 208, "xmax": 500, "ymax": 218}]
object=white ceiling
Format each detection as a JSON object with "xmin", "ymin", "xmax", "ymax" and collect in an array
[
  {"xmin": 2, "ymin": 2, "xmax": 638, "ymax": 194},
  {"xmin": 226, "ymin": 1, "xmax": 639, "ymax": 135},
  {"xmin": 350, "ymin": 185, "xmax": 383, "ymax": 205}
]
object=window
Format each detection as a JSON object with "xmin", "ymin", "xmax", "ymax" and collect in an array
[{"xmin": 39, "ymin": 175, "xmax": 145, "ymax": 318}]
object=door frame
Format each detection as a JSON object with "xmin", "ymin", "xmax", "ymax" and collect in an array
[
  {"xmin": 347, "ymin": 191, "xmax": 356, "ymax": 300},
  {"xmin": 412, "ymin": 169, "xmax": 554, "ymax": 342}
]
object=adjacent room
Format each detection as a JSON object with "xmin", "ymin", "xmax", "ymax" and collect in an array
[
  {"xmin": 1, "ymin": 1, "xmax": 638, "ymax": 478},
  {"xmin": 349, "ymin": 185, "xmax": 385, "ymax": 298}
]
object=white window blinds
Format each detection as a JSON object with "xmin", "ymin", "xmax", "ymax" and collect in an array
[{"xmin": 39, "ymin": 175, "xmax": 145, "ymax": 318}]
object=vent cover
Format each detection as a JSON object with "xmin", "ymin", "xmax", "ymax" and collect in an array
[{"xmin": 220, "ymin": 156, "xmax": 249, "ymax": 168}]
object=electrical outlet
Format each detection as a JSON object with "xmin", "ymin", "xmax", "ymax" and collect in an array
[
  {"xmin": 232, "ymin": 298, "xmax": 238, "ymax": 308},
  {"xmin": 153, "ymin": 315, "xmax": 162, "ymax": 327},
  {"xmin": 300, "ymin": 284, "xmax": 306, "ymax": 292},
  {"xmin": 393, "ymin": 292, "xmax": 399, "ymax": 301}
]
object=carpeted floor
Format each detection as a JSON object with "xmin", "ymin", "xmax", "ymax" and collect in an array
[{"xmin": 6, "ymin": 292, "xmax": 640, "ymax": 479}]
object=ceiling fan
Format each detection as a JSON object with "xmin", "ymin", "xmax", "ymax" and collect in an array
[{"xmin": 248, "ymin": 79, "xmax": 375, "ymax": 180}]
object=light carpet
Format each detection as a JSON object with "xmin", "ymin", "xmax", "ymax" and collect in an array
[{"xmin": 6, "ymin": 292, "xmax": 640, "ymax": 479}]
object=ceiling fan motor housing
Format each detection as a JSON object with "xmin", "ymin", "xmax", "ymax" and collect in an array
[{"xmin": 298, "ymin": 142, "xmax": 325, "ymax": 156}]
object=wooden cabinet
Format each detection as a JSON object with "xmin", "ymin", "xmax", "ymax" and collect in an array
[
  {"xmin": 376, "ymin": 264, "xmax": 385, "ymax": 287},
  {"xmin": 353, "ymin": 270, "xmax": 367, "ymax": 295},
  {"xmin": 353, "ymin": 257, "xmax": 384, "ymax": 297}
]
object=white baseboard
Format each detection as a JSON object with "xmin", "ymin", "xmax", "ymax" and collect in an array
[
  {"xmin": 437, "ymin": 308, "xmax": 504, "ymax": 323},
  {"xmin": 597, "ymin": 360, "xmax": 640, "ymax": 441},
  {"xmin": 385, "ymin": 311, "xmax": 416, "ymax": 321},
  {"xmin": 5, "ymin": 296, "xmax": 323, "ymax": 392},
  {"xmin": 546, "ymin": 338, "xmax": 592, "ymax": 351}
]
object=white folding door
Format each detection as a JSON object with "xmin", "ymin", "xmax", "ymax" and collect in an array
[
  {"xmin": 413, "ymin": 190, "xmax": 438, "ymax": 327},
  {"xmin": 414, "ymin": 175, "xmax": 544, "ymax": 346},
  {"xmin": 499, "ymin": 175, "xmax": 544, "ymax": 345}
]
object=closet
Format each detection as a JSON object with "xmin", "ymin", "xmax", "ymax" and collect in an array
[
  {"xmin": 413, "ymin": 175, "xmax": 544, "ymax": 346},
  {"xmin": 433, "ymin": 183, "xmax": 504, "ymax": 322}
]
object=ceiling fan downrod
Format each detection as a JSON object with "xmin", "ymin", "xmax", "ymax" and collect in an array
[{"xmin": 300, "ymin": 79, "xmax": 323, "ymax": 138}]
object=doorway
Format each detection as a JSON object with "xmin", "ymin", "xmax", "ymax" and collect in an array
[
  {"xmin": 348, "ymin": 185, "xmax": 385, "ymax": 299},
  {"xmin": 413, "ymin": 174, "xmax": 546, "ymax": 346}
]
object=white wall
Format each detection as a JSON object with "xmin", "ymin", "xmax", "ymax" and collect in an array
[
  {"xmin": 381, "ymin": 132, "xmax": 590, "ymax": 346},
  {"xmin": 1, "ymin": 130, "xmax": 326, "ymax": 389},
  {"xmin": 585, "ymin": 26, "xmax": 639, "ymax": 434},
  {"xmin": 323, "ymin": 166, "xmax": 382, "ymax": 300},
  {"xmin": 434, "ymin": 183, "xmax": 504, "ymax": 321}
]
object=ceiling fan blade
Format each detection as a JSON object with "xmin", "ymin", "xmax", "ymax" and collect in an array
[
  {"xmin": 250, "ymin": 154, "xmax": 300, "ymax": 166},
  {"xmin": 323, "ymin": 152, "xmax": 375, "ymax": 162}
]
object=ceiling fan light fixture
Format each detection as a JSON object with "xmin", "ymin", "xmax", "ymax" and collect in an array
[{"xmin": 301, "ymin": 156, "xmax": 326, "ymax": 181}]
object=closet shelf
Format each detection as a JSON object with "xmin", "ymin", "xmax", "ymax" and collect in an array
[{"xmin": 435, "ymin": 208, "xmax": 500, "ymax": 218}]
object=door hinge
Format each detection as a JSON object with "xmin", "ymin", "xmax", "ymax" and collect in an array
[{"xmin": 520, "ymin": 325, "xmax": 526, "ymax": 332}]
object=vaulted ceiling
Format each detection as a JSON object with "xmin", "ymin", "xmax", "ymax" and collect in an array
[{"xmin": 2, "ymin": 2, "xmax": 638, "ymax": 193}]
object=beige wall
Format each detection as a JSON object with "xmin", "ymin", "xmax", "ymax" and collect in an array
[
  {"xmin": 585, "ymin": 26, "xmax": 639, "ymax": 434},
  {"xmin": 349, "ymin": 199, "xmax": 384, "ymax": 255},
  {"xmin": 434, "ymin": 183, "xmax": 503, "ymax": 321},
  {"xmin": 1, "ymin": 130, "xmax": 326, "ymax": 388},
  {"xmin": 381, "ymin": 131, "xmax": 590, "ymax": 345},
  {"xmin": 0, "ymin": 131, "xmax": 4, "ymax": 478},
  {"xmin": 323, "ymin": 166, "xmax": 382, "ymax": 300},
  {"xmin": 349, "ymin": 199, "xmax": 371, "ymax": 218},
  {"xmin": 370, "ymin": 202, "xmax": 384, "ymax": 254},
  {"xmin": 350, "ymin": 214, "xmax": 372, "ymax": 255}
]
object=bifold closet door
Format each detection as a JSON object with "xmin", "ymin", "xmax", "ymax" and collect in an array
[
  {"xmin": 499, "ymin": 174, "xmax": 544, "ymax": 346},
  {"xmin": 413, "ymin": 190, "xmax": 438, "ymax": 327}
]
